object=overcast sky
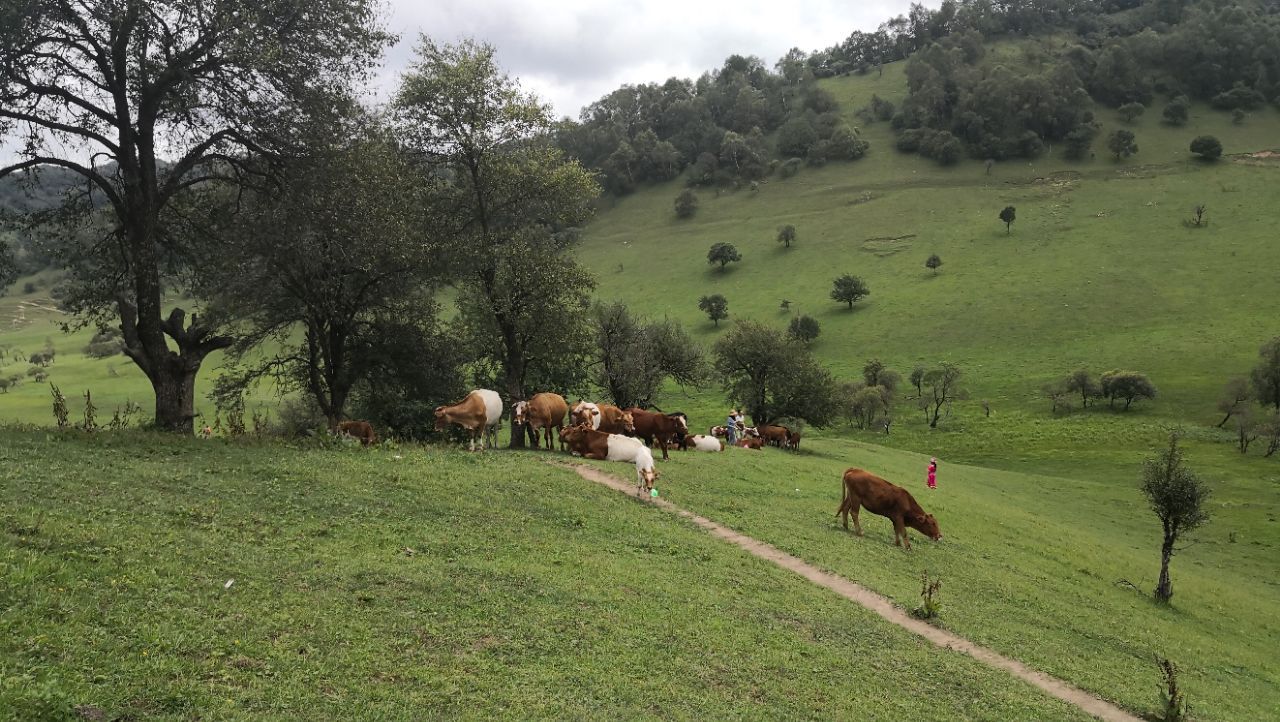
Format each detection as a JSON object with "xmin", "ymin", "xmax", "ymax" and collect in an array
[
  {"xmin": 1, "ymin": 1, "xmax": 927, "ymax": 165},
  {"xmin": 377, "ymin": 0, "xmax": 925, "ymax": 119}
]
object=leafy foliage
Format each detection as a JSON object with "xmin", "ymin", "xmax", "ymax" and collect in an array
[
  {"xmin": 1189, "ymin": 135, "xmax": 1223, "ymax": 160},
  {"xmin": 698, "ymin": 294, "xmax": 729, "ymax": 327},
  {"xmin": 830, "ymin": 274, "xmax": 870, "ymax": 309},
  {"xmin": 1140, "ymin": 435, "xmax": 1211, "ymax": 603},
  {"xmin": 1251, "ymin": 337, "xmax": 1280, "ymax": 410},
  {"xmin": 712, "ymin": 320, "xmax": 837, "ymax": 427},
  {"xmin": 776, "ymin": 224, "xmax": 797, "ymax": 248},
  {"xmin": 787, "ymin": 314, "xmax": 821, "ymax": 345},
  {"xmin": 675, "ymin": 189, "xmax": 699, "ymax": 219},
  {"xmin": 592, "ymin": 302, "xmax": 706, "ymax": 408},
  {"xmin": 925, "ymin": 254, "xmax": 942, "ymax": 274},
  {"xmin": 999, "ymin": 206, "xmax": 1016, "ymax": 234},
  {"xmin": 1107, "ymin": 129, "xmax": 1138, "ymax": 160},
  {"xmin": 707, "ymin": 242, "xmax": 742, "ymax": 271}
]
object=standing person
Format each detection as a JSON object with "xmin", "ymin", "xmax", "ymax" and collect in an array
[
  {"xmin": 725, "ymin": 409, "xmax": 739, "ymax": 445},
  {"xmin": 927, "ymin": 457, "xmax": 938, "ymax": 489}
]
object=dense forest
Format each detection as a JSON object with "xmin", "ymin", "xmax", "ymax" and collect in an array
[{"xmin": 554, "ymin": 0, "xmax": 1280, "ymax": 184}]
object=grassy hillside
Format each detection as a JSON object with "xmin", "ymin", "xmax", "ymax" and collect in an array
[
  {"xmin": 1, "ymin": 431, "xmax": 1094, "ymax": 720},
  {"xmin": 576, "ymin": 59, "xmax": 1280, "ymax": 469}
]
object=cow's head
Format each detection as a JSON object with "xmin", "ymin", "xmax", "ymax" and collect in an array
[
  {"xmin": 909, "ymin": 512, "xmax": 942, "ymax": 541},
  {"xmin": 513, "ymin": 401, "xmax": 529, "ymax": 425},
  {"xmin": 671, "ymin": 414, "xmax": 688, "ymax": 433},
  {"xmin": 620, "ymin": 411, "xmax": 635, "ymax": 433},
  {"xmin": 433, "ymin": 406, "xmax": 448, "ymax": 431},
  {"xmin": 638, "ymin": 466, "xmax": 658, "ymax": 490}
]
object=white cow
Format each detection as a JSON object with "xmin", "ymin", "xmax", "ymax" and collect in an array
[{"xmin": 687, "ymin": 434, "xmax": 725, "ymax": 452}]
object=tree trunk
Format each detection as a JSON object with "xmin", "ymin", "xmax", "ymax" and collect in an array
[
  {"xmin": 504, "ymin": 363, "xmax": 527, "ymax": 450},
  {"xmin": 1154, "ymin": 533, "xmax": 1175, "ymax": 602},
  {"xmin": 1217, "ymin": 411, "xmax": 1233, "ymax": 428},
  {"xmin": 152, "ymin": 363, "xmax": 199, "ymax": 433}
]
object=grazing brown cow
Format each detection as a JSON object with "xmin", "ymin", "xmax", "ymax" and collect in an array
[
  {"xmin": 734, "ymin": 437, "xmax": 764, "ymax": 449},
  {"xmin": 835, "ymin": 468, "xmax": 941, "ymax": 550},
  {"xmin": 759, "ymin": 424, "xmax": 790, "ymax": 448},
  {"xmin": 625, "ymin": 407, "xmax": 687, "ymax": 460},
  {"xmin": 337, "ymin": 420, "xmax": 376, "ymax": 446},
  {"xmin": 434, "ymin": 389, "xmax": 503, "ymax": 451},
  {"xmin": 514, "ymin": 393, "xmax": 569, "ymax": 451}
]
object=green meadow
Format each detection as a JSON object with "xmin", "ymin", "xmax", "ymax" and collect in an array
[{"xmin": 2, "ymin": 58, "xmax": 1279, "ymax": 721}]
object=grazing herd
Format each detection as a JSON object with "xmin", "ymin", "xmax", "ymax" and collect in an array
[{"xmin": 340, "ymin": 388, "xmax": 944, "ymax": 550}]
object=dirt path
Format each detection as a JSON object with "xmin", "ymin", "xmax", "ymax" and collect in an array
[{"xmin": 563, "ymin": 463, "xmax": 1141, "ymax": 722}]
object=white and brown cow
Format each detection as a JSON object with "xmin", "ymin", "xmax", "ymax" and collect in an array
[
  {"xmin": 434, "ymin": 389, "xmax": 503, "ymax": 451},
  {"xmin": 514, "ymin": 392, "xmax": 569, "ymax": 451}
]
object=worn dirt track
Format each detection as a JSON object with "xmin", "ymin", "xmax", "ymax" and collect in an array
[{"xmin": 563, "ymin": 462, "xmax": 1140, "ymax": 722}]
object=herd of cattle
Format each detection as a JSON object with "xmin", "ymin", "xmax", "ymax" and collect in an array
[{"xmin": 419, "ymin": 389, "xmax": 944, "ymax": 550}]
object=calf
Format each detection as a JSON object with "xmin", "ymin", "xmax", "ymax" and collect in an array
[
  {"xmin": 687, "ymin": 434, "xmax": 725, "ymax": 452},
  {"xmin": 514, "ymin": 392, "xmax": 569, "ymax": 451},
  {"xmin": 835, "ymin": 468, "xmax": 941, "ymax": 550},
  {"xmin": 434, "ymin": 389, "xmax": 503, "ymax": 451},
  {"xmin": 625, "ymin": 407, "xmax": 687, "ymax": 460},
  {"xmin": 734, "ymin": 437, "xmax": 764, "ymax": 449},
  {"xmin": 786, "ymin": 430, "xmax": 801, "ymax": 452},
  {"xmin": 336, "ymin": 420, "xmax": 377, "ymax": 447}
]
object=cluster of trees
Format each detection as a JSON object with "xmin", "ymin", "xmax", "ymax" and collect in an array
[
  {"xmin": 556, "ymin": 48, "xmax": 872, "ymax": 195},
  {"xmin": 1043, "ymin": 367, "xmax": 1157, "ymax": 413},
  {"xmin": 871, "ymin": 0, "xmax": 1280, "ymax": 163},
  {"xmin": 1217, "ymin": 338, "xmax": 1280, "ymax": 457}
]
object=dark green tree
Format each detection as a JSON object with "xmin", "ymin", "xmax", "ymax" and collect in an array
[
  {"xmin": 828, "ymin": 124, "xmax": 870, "ymax": 160},
  {"xmin": 1189, "ymin": 136, "xmax": 1223, "ymax": 160},
  {"xmin": 1162, "ymin": 97, "xmax": 1190, "ymax": 126},
  {"xmin": 1118, "ymin": 102, "xmax": 1146, "ymax": 123},
  {"xmin": 1251, "ymin": 337, "xmax": 1280, "ymax": 410},
  {"xmin": 0, "ymin": 0, "xmax": 393, "ymax": 432},
  {"xmin": 830, "ymin": 274, "xmax": 870, "ymax": 309},
  {"xmin": 787, "ymin": 314, "xmax": 821, "ymax": 345},
  {"xmin": 699, "ymin": 294, "xmax": 729, "ymax": 327},
  {"xmin": 592, "ymin": 302, "xmax": 705, "ymax": 408},
  {"xmin": 776, "ymin": 117, "xmax": 819, "ymax": 158},
  {"xmin": 713, "ymin": 319, "xmax": 837, "ymax": 426},
  {"xmin": 708, "ymin": 242, "xmax": 742, "ymax": 271},
  {"xmin": 1065, "ymin": 368, "xmax": 1101, "ymax": 409},
  {"xmin": 999, "ymin": 206, "xmax": 1017, "ymax": 234},
  {"xmin": 1140, "ymin": 434, "xmax": 1211, "ymax": 603},
  {"xmin": 1100, "ymin": 369, "xmax": 1157, "ymax": 410},
  {"xmin": 776, "ymin": 224, "xmax": 797, "ymax": 248},
  {"xmin": 1108, "ymin": 130, "xmax": 1138, "ymax": 160},
  {"xmin": 1063, "ymin": 126, "xmax": 1096, "ymax": 161},
  {"xmin": 925, "ymin": 254, "xmax": 942, "ymax": 274},
  {"xmin": 0, "ymin": 244, "xmax": 15, "ymax": 295},
  {"xmin": 675, "ymin": 189, "xmax": 700, "ymax": 219}
]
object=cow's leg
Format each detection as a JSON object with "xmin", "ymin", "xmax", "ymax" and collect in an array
[
  {"xmin": 892, "ymin": 516, "xmax": 910, "ymax": 549},
  {"xmin": 851, "ymin": 505, "xmax": 863, "ymax": 536},
  {"xmin": 658, "ymin": 438, "xmax": 668, "ymax": 460}
]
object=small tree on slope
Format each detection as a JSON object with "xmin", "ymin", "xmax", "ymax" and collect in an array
[{"xmin": 1140, "ymin": 435, "xmax": 1211, "ymax": 604}]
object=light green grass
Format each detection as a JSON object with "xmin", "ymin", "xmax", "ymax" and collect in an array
[
  {"xmin": 0, "ymin": 430, "xmax": 1093, "ymax": 720},
  {"xmin": 581, "ymin": 433, "xmax": 1280, "ymax": 721}
]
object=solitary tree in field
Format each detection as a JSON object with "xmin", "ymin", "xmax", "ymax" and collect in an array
[
  {"xmin": 675, "ymin": 189, "xmax": 699, "ymax": 219},
  {"xmin": 925, "ymin": 254, "xmax": 943, "ymax": 275},
  {"xmin": 999, "ymin": 206, "xmax": 1017, "ymax": 234},
  {"xmin": 707, "ymin": 242, "xmax": 742, "ymax": 271},
  {"xmin": 1216, "ymin": 377, "xmax": 1251, "ymax": 428},
  {"xmin": 922, "ymin": 363, "xmax": 963, "ymax": 428},
  {"xmin": 1108, "ymin": 130, "xmax": 1138, "ymax": 160},
  {"xmin": 1189, "ymin": 135, "xmax": 1222, "ymax": 161},
  {"xmin": 787, "ymin": 314, "xmax": 820, "ymax": 345},
  {"xmin": 1118, "ymin": 102, "xmax": 1146, "ymax": 124},
  {"xmin": 0, "ymin": 0, "xmax": 393, "ymax": 432},
  {"xmin": 1162, "ymin": 96, "xmax": 1190, "ymax": 126},
  {"xmin": 1251, "ymin": 337, "xmax": 1280, "ymax": 410},
  {"xmin": 777, "ymin": 224, "xmax": 797, "ymax": 248},
  {"xmin": 830, "ymin": 274, "xmax": 870, "ymax": 309},
  {"xmin": 699, "ymin": 294, "xmax": 729, "ymax": 327},
  {"xmin": 1140, "ymin": 434, "xmax": 1211, "ymax": 603}
]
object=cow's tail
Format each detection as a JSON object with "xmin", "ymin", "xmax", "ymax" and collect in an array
[{"xmin": 836, "ymin": 473, "xmax": 849, "ymax": 520}]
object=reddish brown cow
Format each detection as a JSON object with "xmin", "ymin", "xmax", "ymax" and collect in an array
[
  {"xmin": 759, "ymin": 424, "xmax": 790, "ymax": 448},
  {"xmin": 734, "ymin": 437, "xmax": 764, "ymax": 449},
  {"xmin": 336, "ymin": 420, "xmax": 376, "ymax": 447},
  {"xmin": 835, "ymin": 468, "xmax": 941, "ymax": 550},
  {"xmin": 786, "ymin": 430, "xmax": 801, "ymax": 451},
  {"xmin": 624, "ymin": 407, "xmax": 687, "ymax": 460},
  {"xmin": 514, "ymin": 393, "xmax": 569, "ymax": 451},
  {"xmin": 570, "ymin": 401, "xmax": 635, "ymax": 435}
]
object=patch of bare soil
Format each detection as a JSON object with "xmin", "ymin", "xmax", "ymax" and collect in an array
[{"xmin": 562, "ymin": 462, "xmax": 1141, "ymax": 722}]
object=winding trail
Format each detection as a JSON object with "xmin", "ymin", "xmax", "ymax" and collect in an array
[{"xmin": 561, "ymin": 462, "xmax": 1140, "ymax": 722}]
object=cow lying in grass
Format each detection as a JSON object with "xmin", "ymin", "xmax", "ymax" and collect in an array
[
  {"xmin": 560, "ymin": 424, "xmax": 658, "ymax": 495},
  {"xmin": 836, "ymin": 468, "xmax": 941, "ymax": 550},
  {"xmin": 686, "ymin": 434, "xmax": 724, "ymax": 452}
]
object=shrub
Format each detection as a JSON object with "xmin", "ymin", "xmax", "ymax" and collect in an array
[
  {"xmin": 82, "ymin": 327, "xmax": 124, "ymax": 359},
  {"xmin": 1189, "ymin": 135, "xmax": 1222, "ymax": 160},
  {"xmin": 1162, "ymin": 97, "xmax": 1189, "ymax": 126},
  {"xmin": 674, "ymin": 189, "xmax": 698, "ymax": 219},
  {"xmin": 777, "ymin": 157, "xmax": 803, "ymax": 179},
  {"xmin": 787, "ymin": 315, "xmax": 820, "ymax": 345},
  {"xmin": 1210, "ymin": 85, "xmax": 1266, "ymax": 111},
  {"xmin": 911, "ymin": 570, "xmax": 943, "ymax": 620}
]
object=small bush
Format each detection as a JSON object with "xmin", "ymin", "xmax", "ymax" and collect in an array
[
  {"xmin": 1189, "ymin": 135, "xmax": 1222, "ymax": 160},
  {"xmin": 911, "ymin": 570, "xmax": 943, "ymax": 619},
  {"xmin": 674, "ymin": 189, "xmax": 699, "ymax": 219},
  {"xmin": 777, "ymin": 157, "xmax": 803, "ymax": 179}
]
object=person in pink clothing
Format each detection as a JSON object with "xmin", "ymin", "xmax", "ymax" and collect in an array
[{"xmin": 927, "ymin": 457, "xmax": 938, "ymax": 489}]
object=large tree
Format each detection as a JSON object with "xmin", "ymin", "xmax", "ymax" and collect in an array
[
  {"xmin": 592, "ymin": 302, "xmax": 705, "ymax": 409},
  {"xmin": 395, "ymin": 38, "xmax": 600, "ymax": 447},
  {"xmin": 1250, "ymin": 336, "xmax": 1280, "ymax": 410},
  {"xmin": 0, "ymin": 0, "xmax": 392, "ymax": 432},
  {"xmin": 201, "ymin": 123, "xmax": 447, "ymax": 429},
  {"xmin": 712, "ymin": 319, "xmax": 837, "ymax": 427}
]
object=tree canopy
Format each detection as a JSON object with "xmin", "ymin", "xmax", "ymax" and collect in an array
[{"xmin": 712, "ymin": 320, "xmax": 837, "ymax": 427}]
